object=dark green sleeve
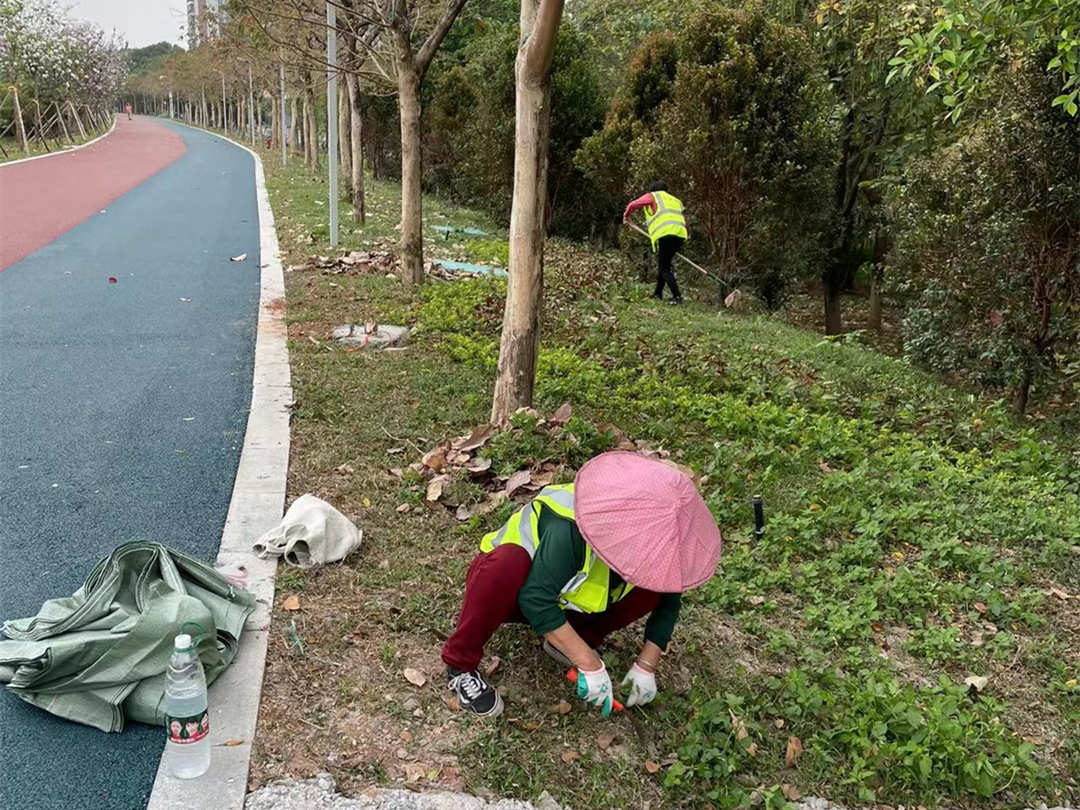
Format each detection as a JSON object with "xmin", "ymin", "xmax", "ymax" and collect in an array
[
  {"xmin": 644, "ymin": 593, "xmax": 682, "ymax": 650},
  {"xmin": 517, "ymin": 508, "xmax": 584, "ymax": 636}
]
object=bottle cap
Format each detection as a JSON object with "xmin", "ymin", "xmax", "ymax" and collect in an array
[{"xmin": 174, "ymin": 633, "xmax": 193, "ymax": 651}]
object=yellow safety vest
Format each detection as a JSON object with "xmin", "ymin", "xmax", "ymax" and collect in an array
[
  {"xmin": 480, "ymin": 484, "xmax": 633, "ymax": 613},
  {"xmin": 644, "ymin": 191, "xmax": 688, "ymax": 251}
]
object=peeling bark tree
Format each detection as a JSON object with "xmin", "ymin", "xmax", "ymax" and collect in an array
[
  {"xmin": 339, "ymin": 84, "xmax": 352, "ymax": 193},
  {"xmin": 304, "ymin": 74, "xmax": 319, "ymax": 173},
  {"xmin": 490, "ymin": 0, "xmax": 565, "ymax": 423},
  {"xmin": 387, "ymin": 0, "xmax": 470, "ymax": 285},
  {"xmin": 345, "ymin": 72, "xmax": 366, "ymax": 224}
]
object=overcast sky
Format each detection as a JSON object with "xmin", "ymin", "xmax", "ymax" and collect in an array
[{"xmin": 67, "ymin": 1, "xmax": 188, "ymax": 48}]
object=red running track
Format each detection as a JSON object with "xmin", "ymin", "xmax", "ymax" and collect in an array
[{"xmin": 0, "ymin": 115, "xmax": 186, "ymax": 271}]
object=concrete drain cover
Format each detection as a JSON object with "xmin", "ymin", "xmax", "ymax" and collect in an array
[{"xmin": 332, "ymin": 323, "xmax": 408, "ymax": 349}]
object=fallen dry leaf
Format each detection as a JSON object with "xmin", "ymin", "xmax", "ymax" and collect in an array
[
  {"xmin": 403, "ymin": 762, "xmax": 427, "ymax": 783},
  {"xmin": 403, "ymin": 667, "xmax": 427, "ymax": 687},
  {"xmin": 282, "ymin": 594, "xmax": 300, "ymax": 611},
  {"xmin": 426, "ymin": 474, "xmax": 449, "ymax": 502},
  {"xmin": 466, "ymin": 456, "xmax": 493, "ymax": 475},
  {"xmin": 964, "ymin": 675, "xmax": 989, "ymax": 692},
  {"xmin": 362, "ymin": 497, "xmax": 371, "ymax": 508},
  {"xmin": 484, "ymin": 656, "xmax": 502, "ymax": 677},
  {"xmin": 560, "ymin": 750, "xmax": 580, "ymax": 764},
  {"xmin": 748, "ymin": 595, "xmax": 766, "ymax": 606},
  {"xmin": 396, "ymin": 503, "xmax": 411, "ymax": 513},
  {"xmin": 785, "ymin": 736, "xmax": 804, "ymax": 767},
  {"xmin": 731, "ymin": 709, "xmax": 749, "ymax": 741},
  {"xmin": 454, "ymin": 424, "xmax": 496, "ymax": 452},
  {"xmin": 421, "ymin": 447, "xmax": 447, "ymax": 472},
  {"xmin": 774, "ymin": 718, "xmax": 785, "ymax": 729},
  {"xmin": 505, "ymin": 469, "xmax": 533, "ymax": 496},
  {"xmin": 552, "ymin": 700, "xmax": 572, "ymax": 715},
  {"xmin": 447, "ymin": 696, "xmax": 461, "ymax": 712},
  {"xmin": 974, "ymin": 601, "xmax": 987, "ymax": 614},
  {"xmin": 746, "ymin": 742, "xmax": 759, "ymax": 757},
  {"xmin": 223, "ymin": 739, "xmax": 244, "ymax": 747},
  {"xmin": 597, "ymin": 731, "xmax": 616, "ymax": 750},
  {"xmin": 550, "ymin": 402, "xmax": 573, "ymax": 425},
  {"xmin": 231, "ymin": 253, "xmax": 247, "ymax": 262},
  {"xmin": 336, "ymin": 463, "xmax": 354, "ymax": 473},
  {"xmin": 644, "ymin": 761, "xmax": 661, "ymax": 774},
  {"xmin": 781, "ymin": 784, "xmax": 801, "ymax": 801},
  {"xmin": 1048, "ymin": 587, "xmax": 1071, "ymax": 601},
  {"xmin": 818, "ymin": 461, "xmax": 833, "ymax": 473}
]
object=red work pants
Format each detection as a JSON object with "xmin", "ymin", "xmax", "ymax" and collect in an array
[{"xmin": 441, "ymin": 544, "xmax": 661, "ymax": 672}]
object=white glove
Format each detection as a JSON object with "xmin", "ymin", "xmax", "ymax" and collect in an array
[
  {"xmin": 576, "ymin": 662, "xmax": 613, "ymax": 717},
  {"xmin": 621, "ymin": 662, "xmax": 657, "ymax": 707}
]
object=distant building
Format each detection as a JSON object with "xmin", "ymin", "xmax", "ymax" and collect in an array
[
  {"xmin": 185, "ymin": 0, "xmax": 198, "ymax": 50},
  {"xmin": 187, "ymin": 0, "xmax": 226, "ymax": 49}
]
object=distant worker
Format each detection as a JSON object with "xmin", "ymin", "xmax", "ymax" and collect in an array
[
  {"xmin": 623, "ymin": 182, "xmax": 688, "ymax": 304},
  {"xmin": 125, "ymin": 103, "xmax": 133, "ymax": 121},
  {"xmin": 440, "ymin": 451, "xmax": 722, "ymax": 718}
]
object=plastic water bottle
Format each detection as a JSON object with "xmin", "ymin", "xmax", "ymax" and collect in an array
[{"xmin": 164, "ymin": 633, "xmax": 211, "ymax": 778}]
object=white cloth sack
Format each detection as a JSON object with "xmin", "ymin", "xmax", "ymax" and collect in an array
[{"xmin": 254, "ymin": 494, "xmax": 362, "ymax": 568}]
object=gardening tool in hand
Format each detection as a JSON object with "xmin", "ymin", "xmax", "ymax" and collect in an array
[
  {"xmin": 566, "ymin": 668, "xmax": 624, "ymax": 712},
  {"xmin": 624, "ymin": 221, "xmax": 725, "ymax": 286}
]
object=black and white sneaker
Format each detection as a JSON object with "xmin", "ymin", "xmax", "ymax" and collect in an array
[{"xmin": 446, "ymin": 667, "xmax": 503, "ymax": 718}]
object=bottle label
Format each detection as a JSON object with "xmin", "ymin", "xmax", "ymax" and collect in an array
[{"xmin": 166, "ymin": 711, "xmax": 209, "ymax": 744}]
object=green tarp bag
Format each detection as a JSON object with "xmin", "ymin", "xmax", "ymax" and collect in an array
[{"xmin": 0, "ymin": 541, "xmax": 255, "ymax": 732}]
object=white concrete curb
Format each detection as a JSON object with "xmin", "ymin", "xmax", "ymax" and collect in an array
[
  {"xmin": 147, "ymin": 123, "xmax": 292, "ymax": 810},
  {"xmin": 0, "ymin": 114, "xmax": 118, "ymax": 168}
]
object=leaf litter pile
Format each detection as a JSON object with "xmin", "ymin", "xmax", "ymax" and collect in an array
[{"xmin": 392, "ymin": 402, "xmax": 698, "ymax": 522}]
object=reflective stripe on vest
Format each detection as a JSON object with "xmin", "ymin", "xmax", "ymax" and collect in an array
[
  {"xmin": 645, "ymin": 191, "xmax": 688, "ymax": 250},
  {"xmin": 479, "ymin": 483, "xmax": 632, "ymax": 613}
]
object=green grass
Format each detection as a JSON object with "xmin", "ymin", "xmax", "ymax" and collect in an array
[
  {"xmin": 0, "ymin": 129, "xmax": 105, "ymax": 163},
  {"xmin": 253, "ymin": 151, "xmax": 1080, "ymax": 810}
]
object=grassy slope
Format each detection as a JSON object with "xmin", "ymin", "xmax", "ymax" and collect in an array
[{"xmin": 252, "ymin": 154, "xmax": 1079, "ymax": 810}]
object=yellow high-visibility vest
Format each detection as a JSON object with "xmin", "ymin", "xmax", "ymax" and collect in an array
[
  {"xmin": 645, "ymin": 191, "xmax": 688, "ymax": 251},
  {"xmin": 480, "ymin": 484, "xmax": 633, "ymax": 613}
]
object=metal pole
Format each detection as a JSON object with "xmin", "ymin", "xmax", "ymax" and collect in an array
[
  {"xmin": 248, "ymin": 62, "xmax": 255, "ymax": 146},
  {"xmin": 327, "ymin": 2, "xmax": 339, "ymax": 247},
  {"xmin": 280, "ymin": 61, "xmax": 287, "ymax": 167}
]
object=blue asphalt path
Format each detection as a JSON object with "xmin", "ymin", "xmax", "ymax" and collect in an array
[{"xmin": 0, "ymin": 122, "xmax": 261, "ymax": 810}]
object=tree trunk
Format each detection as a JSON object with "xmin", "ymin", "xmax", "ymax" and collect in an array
[
  {"xmin": 270, "ymin": 96, "xmax": 278, "ymax": 149},
  {"xmin": 339, "ymin": 83, "xmax": 352, "ymax": 194},
  {"xmin": 289, "ymin": 97, "xmax": 299, "ymax": 154},
  {"xmin": 396, "ymin": 62, "xmax": 424, "ymax": 285},
  {"xmin": 1013, "ymin": 365, "xmax": 1034, "ymax": 414},
  {"xmin": 824, "ymin": 285, "xmax": 843, "ymax": 336},
  {"xmin": 491, "ymin": 0, "xmax": 565, "ymax": 423},
  {"xmin": 346, "ymin": 72, "xmax": 365, "ymax": 225},
  {"xmin": 304, "ymin": 79, "xmax": 319, "ymax": 173}
]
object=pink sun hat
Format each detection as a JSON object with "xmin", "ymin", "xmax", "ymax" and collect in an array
[{"xmin": 573, "ymin": 451, "xmax": 723, "ymax": 592}]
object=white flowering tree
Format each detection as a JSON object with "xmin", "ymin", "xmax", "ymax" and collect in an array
[{"xmin": 1, "ymin": 0, "xmax": 125, "ymax": 146}]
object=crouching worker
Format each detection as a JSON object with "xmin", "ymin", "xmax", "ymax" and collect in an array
[{"xmin": 441, "ymin": 451, "xmax": 723, "ymax": 718}]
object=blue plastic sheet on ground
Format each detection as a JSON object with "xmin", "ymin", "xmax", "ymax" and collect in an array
[
  {"xmin": 435, "ymin": 259, "xmax": 507, "ymax": 278},
  {"xmin": 433, "ymin": 225, "xmax": 489, "ymax": 240}
]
